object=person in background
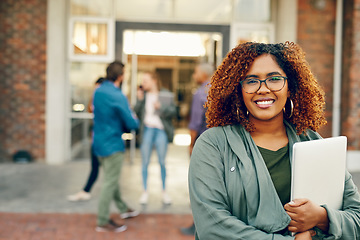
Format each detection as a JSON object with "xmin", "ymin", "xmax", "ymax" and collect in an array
[
  {"xmin": 134, "ymin": 71, "xmax": 177, "ymax": 205},
  {"xmin": 67, "ymin": 77, "xmax": 104, "ymax": 202},
  {"xmin": 93, "ymin": 61, "xmax": 140, "ymax": 233},
  {"xmin": 180, "ymin": 63, "xmax": 214, "ymax": 236},
  {"xmin": 189, "ymin": 42, "xmax": 360, "ymax": 239}
]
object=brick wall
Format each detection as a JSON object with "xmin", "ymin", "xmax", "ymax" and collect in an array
[
  {"xmin": 0, "ymin": 0, "xmax": 47, "ymax": 162},
  {"xmin": 342, "ymin": 0, "xmax": 360, "ymax": 150},
  {"xmin": 297, "ymin": 0, "xmax": 337, "ymax": 138}
]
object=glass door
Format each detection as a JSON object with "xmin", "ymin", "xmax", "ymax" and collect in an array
[
  {"xmin": 69, "ymin": 62, "xmax": 108, "ymax": 160},
  {"xmin": 122, "ymin": 30, "xmax": 223, "ymax": 148}
]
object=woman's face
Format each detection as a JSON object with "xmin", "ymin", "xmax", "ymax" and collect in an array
[
  {"xmin": 141, "ymin": 73, "xmax": 156, "ymax": 92},
  {"xmin": 241, "ymin": 54, "xmax": 290, "ymax": 122}
]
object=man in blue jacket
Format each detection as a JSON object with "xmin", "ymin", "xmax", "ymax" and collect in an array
[{"xmin": 93, "ymin": 61, "xmax": 139, "ymax": 233}]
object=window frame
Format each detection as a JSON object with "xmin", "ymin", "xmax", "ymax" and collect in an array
[{"xmin": 68, "ymin": 16, "xmax": 115, "ymax": 62}]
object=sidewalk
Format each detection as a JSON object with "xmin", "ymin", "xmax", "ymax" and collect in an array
[
  {"xmin": 0, "ymin": 213, "xmax": 194, "ymax": 240},
  {"xmin": 0, "ymin": 144, "xmax": 194, "ymax": 239}
]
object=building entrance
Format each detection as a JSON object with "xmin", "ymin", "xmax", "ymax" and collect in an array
[
  {"xmin": 70, "ymin": 23, "xmax": 229, "ymax": 161},
  {"xmin": 120, "ymin": 26, "xmax": 227, "ymax": 161}
]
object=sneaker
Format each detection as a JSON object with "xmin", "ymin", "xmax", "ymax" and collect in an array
[
  {"xmin": 139, "ymin": 192, "xmax": 148, "ymax": 205},
  {"xmin": 120, "ymin": 208, "xmax": 140, "ymax": 219},
  {"xmin": 95, "ymin": 220, "xmax": 127, "ymax": 233},
  {"xmin": 67, "ymin": 190, "xmax": 91, "ymax": 202},
  {"xmin": 162, "ymin": 192, "xmax": 172, "ymax": 205}
]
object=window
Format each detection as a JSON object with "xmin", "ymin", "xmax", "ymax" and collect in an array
[{"xmin": 69, "ymin": 17, "xmax": 114, "ymax": 62}]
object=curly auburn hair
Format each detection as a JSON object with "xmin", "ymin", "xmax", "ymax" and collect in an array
[{"xmin": 205, "ymin": 41, "xmax": 327, "ymax": 135}]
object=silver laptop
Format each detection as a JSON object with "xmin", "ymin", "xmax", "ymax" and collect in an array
[{"xmin": 291, "ymin": 136, "xmax": 347, "ymax": 210}]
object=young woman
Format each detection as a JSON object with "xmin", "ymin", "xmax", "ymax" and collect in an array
[
  {"xmin": 189, "ymin": 42, "xmax": 360, "ymax": 239},
  {"xmin": 134, "ymin": 71, "xmax": 177, "ymax": 205}
]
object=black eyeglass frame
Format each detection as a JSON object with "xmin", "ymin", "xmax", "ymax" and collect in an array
[{"xmin": 240, "ymin": 76, "xmax": 288, "ymax": 94}]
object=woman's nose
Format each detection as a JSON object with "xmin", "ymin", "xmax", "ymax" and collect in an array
[{"xmin": 256, "ymin": 81, "xmax": 271, "ymax": 93}]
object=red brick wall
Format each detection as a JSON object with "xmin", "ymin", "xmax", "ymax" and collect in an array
[
  {"xmin": 0, "ymin": 0, "xmax": 47, "ymax": 162},
  {"xmin": 341, "ymin": 0, "xmax": 360, "ymax": 150},
  {"xmin": 297, "ymin": 0, "xmax": 337, "ymax": 138}
]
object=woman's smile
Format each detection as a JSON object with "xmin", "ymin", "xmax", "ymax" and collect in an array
[{"xmin": 254, "ymin": 98, "xmax": 275, "ymax": 108}]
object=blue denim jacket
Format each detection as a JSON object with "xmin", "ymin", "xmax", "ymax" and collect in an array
[{"xmin": 93, "ymin": 80, "xmax": 139, "ymax": 157}]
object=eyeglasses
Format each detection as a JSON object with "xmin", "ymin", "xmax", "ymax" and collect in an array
[{"xmin": 240, "ymin": 76, "xmax": 288, "ymax": 94}]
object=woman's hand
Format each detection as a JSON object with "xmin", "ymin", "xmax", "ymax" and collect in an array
[
  {"xmin": 294, "ymin": 230, "xmax": 316, "ymax": 240},
  {"xmin": 285, "ymin": 198, "xmax": 329, "ymax": 233}
]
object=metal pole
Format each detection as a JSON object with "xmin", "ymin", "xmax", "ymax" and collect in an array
[
  {"xmin": 332, "ymin": 0, "xmax": 343, "ymax": 137},
  {"xmin": 130, "ymin": 53, "xmax": 138, "ymax": 164}
]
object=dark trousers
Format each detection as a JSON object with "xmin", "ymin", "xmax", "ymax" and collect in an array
[{"xmin": 83, "ymin": 146, "xmax": 100, "ymax": 192}]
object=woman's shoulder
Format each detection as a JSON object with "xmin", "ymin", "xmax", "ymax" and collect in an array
[
  {"xmin": 159, "ymin": 88, "xmax": 173, "ymax": 94},
  {"xmin": 201, "ymin": 126, "xmax": 226, "ymax": 137},
  {"xmin": 191, "ymin": 127, "xmax": 228, "ymax": 163},
  {"xmin": 201, "ymin": 124, "xmax": 245, "ymax": 137},
  {"xmin": 197, "ymin": 126, "xmax": 232, "ymax": 147}
]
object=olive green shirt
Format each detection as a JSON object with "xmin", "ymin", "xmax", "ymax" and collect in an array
[{"xmin": 258, "ymin": 145, "xmax": 291, "ymax": 206}]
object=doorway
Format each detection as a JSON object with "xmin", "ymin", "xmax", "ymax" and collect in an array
[
  {"xmin": 120, "ymin": 25, "xmax": 228, "ymax": 147},
  {"xmin": 118, "ymin": 22, "xmax": 229, "ymax": 125},
  {"xmin": 69, "ymin": 22, "xmax": 229, "ymax": 161}
]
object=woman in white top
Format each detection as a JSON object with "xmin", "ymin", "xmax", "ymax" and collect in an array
[{"xmin": 134, "ymin": 71, "xmax": 177, "ymax": 205}]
